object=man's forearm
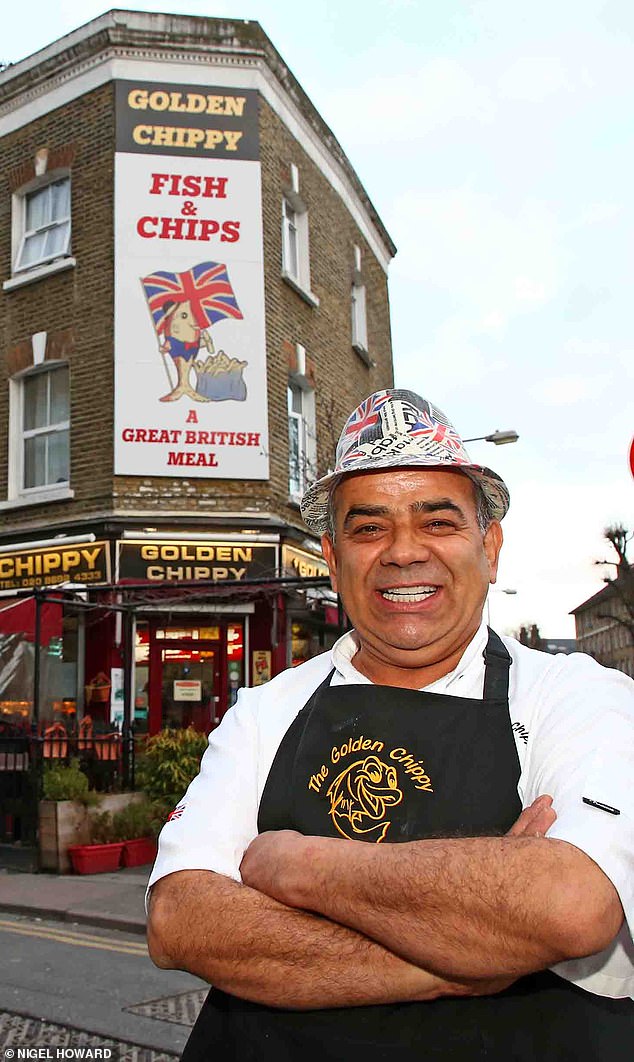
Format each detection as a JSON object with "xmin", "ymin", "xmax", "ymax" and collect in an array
[
  {"xmin": 147, "ymin": 869, "xmax": 511, "ymax": 1009},
  {"xmin": 242, "ymin": 833, "xmax": 623, "ymax": 981}
]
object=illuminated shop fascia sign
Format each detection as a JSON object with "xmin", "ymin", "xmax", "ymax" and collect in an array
[
  {"xmin": 0, "ymin": 542, "xmax": 111, "ymax": 594},
  {"xmin": 118, "ymin": 539, "xmax": 277, "ymax": 583},
  {"xmin": 282, "ymin": 545, "xmax": 330, "ymax": 580}
]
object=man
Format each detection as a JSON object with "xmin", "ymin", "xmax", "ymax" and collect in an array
[{"xmin": 147, "ymin": 390, "xmax": 633, "ymax": 1060}]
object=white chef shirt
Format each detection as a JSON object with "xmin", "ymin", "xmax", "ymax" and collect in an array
[{"xmin": 148, "ymin": 622, "xmax": 634, "ymax": 999}]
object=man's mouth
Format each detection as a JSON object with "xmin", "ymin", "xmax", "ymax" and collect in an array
[{"xmin": 378, "ymin": 585, "xmax": 439, "ymax": 602}]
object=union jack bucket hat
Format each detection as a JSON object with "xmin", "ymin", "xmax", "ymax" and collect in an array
[{"xmin": 300, "ymin": 389, "xmax": 510, "ymax": 535}]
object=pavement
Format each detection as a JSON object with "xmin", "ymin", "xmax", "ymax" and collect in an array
[{"xmin": 0, "ymin": 863, "xmax": 150, "ymax": 935}]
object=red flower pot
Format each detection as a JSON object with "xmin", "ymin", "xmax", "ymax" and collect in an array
[
  {"xmin": 67, "ymin": 842, "xmax": 124, "ymax": 874},
  {"xmin": 121, "ymin": 837, "xmax": 158, "ymax": 867}
]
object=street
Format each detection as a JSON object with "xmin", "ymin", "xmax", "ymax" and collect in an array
[{"xmin": 0, "ymin": 913, "xmax": 208, "ymax": 1058}]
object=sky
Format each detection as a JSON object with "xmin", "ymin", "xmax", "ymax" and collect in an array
[{"xmin": 3, "ymin": 0, "xmax": 633, "ymax": 637}]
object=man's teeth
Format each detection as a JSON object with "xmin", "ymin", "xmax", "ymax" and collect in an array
[{"xmin": 380, "ymin": 586, "xmax": 437, "ymax": 602}]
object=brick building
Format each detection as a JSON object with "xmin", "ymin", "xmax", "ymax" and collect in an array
[
  {"xmin": 571, "ymin": 583, "xmax": 634, "ymax": 679},
  {"xmin": 0, "ymin": 10, "xmax": 395, "ymax": 740}
]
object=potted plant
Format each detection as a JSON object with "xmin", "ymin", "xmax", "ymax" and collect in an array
[
  {"xmin": 67, "ymin": 810, "xmax": 125, "ymax": 874},
  {"xmin": 136, "ymin": 726, "xmax": 208, "ymax": 814},
  {"xmin": 112, "ymin": 799, "xmax": 161, "ymax": 867},
  {"xmin": 38, "ymin": 759, "xmax": 145, "ymax": 873},
  {"xmin": 39, "ymin": 759, "xmax": 99, "ymax": 872},
  {"xmin": 85, "ymin": 671, "xmax": 111, "ymax": 705}
]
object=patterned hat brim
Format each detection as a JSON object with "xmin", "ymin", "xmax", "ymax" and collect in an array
[{"xmin": 300, "ymin": 457, "xmax": 510, "ymax": 535}]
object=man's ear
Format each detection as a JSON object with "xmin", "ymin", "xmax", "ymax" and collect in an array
[
  {"xmin": 484, "ymin": 521, "xmax": 503, "ymax": 584},
  {"xmin": 321, "ymin": 533, "xmax": 338, "ymax": 593}
]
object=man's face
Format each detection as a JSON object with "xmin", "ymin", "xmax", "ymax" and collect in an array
[{"xmin": 321, "ymin": 468, "xmax": 503, "ymax": 683}]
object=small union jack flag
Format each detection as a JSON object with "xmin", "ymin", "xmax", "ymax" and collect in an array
[
  {"xmin": 410, "ymin": 411, "xmax": 464, "ymax": 451},
  {"xmin": 339, "ymin": 447, "xmax": 369, "ymax": 467},
  {"xmin": 167, "ymin": 804, "xmax": 186, "ymax": 822},
  {"xmin": 341, "ymin": 391, "xmax": 390, "ymax": 440},
  {"xmin": 142, "ymin": 261, "xmax": 243, "ymax": 334}
]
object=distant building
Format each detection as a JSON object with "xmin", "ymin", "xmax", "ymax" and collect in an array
[
  {"xmin": 516, "ymin": 625, "xmax": 576, "ymax": 656},
  {"xmin": 571, "ymin": 583, "xmax": 634, "ymax": 678},
  {"xmin": 0, "ymin": 10, "xmax": 396, "ymax": 738},
  {"xmin": 541, "ymin": 638, "xmax": 576, "ymax": 656}
]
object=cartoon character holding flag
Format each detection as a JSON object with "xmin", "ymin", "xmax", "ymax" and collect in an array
[{"xmin": 141, "ymin": 261, "xmax": 246, "ymax": 403}]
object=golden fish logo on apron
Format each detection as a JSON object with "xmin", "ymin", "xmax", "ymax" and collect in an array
[{"xmin": 326, "ymin": 754, "xmax": 404, "ymax": 842}]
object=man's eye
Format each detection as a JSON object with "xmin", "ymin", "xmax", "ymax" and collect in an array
[
  {"xmin": 353, "ymin": 523, "xmax": 382, "ymax": 535},
  {"xmin": 427, "ymin": 520, "xmax": 455, "ymax": 531}
]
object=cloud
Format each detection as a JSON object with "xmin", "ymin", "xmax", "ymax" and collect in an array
[
  {"xmin": 529, "ymin": 373, "xmax": 612, "ymax": 406},
  {"xmin": 326, "ymin": 58, "xmax": 494, "ymax": 144},
  {"xmin": 497, "ymin": 56, "xmax": 575, "ymax": 102},
  {"xmin": 493, "ymin": 477, "xmax": 628, "ymax": 636},
  {"xmin": 389, "ymin": 187, "xmax": 565, "ymax": 384},
  {"xmin": 391, "ymin": 187, "xmax": 563, "ymax": 313}
]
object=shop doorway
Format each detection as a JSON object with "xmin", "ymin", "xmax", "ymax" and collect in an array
[
  {"xmin": 160, "ymin": 642, "xmax": 220, "ymax": 732},
  {"xmin": 138, "ymin": 620, "xmax": 245, "ymax": 736}
]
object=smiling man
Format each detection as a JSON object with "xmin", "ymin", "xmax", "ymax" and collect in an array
[{"xmin": 147, "ymin": 390, "xmax": 634, "ymax": 1061}]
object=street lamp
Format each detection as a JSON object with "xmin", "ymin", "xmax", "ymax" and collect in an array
[
  {"xmin": 463, "ymin": 430, "xmax": 519, "ymax": 445},
  {"xmin": 486, "ymin": 588, "xmax": 517, "ymax": 624}
]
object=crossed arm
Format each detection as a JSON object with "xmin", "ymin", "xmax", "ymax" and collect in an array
[{"xmin": 147, "ymin": 796, "xmax": 622, "ymax": 1009}]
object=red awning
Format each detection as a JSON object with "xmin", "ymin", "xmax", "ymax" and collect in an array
[{"xmin": 0, "ymin": 596, "xmax": 63, "ymax": 644}]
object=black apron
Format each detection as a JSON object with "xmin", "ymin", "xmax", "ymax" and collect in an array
[{"xmin": 183, "ymin": 631, "xmax": 633, "ymax": 1061}]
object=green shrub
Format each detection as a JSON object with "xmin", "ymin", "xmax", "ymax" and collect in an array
[
  {"xmin": 136, "ymin": 727, "xmax": 207, "ymax": 808},
  {"xmin": 112, "ymin": 798, "xmax": 163, "ymax": 840},
  {"xmin": 42, "ymin": 759, "xmax": 98, "ymax": 805},
  {"xmin": 89, "ymin": 810, "xmax": 118, "ymax": 844}
]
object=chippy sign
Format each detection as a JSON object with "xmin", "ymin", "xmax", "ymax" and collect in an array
[
  {"xmin": 118, "ymin": 540, "xmax": 277, "ymax": 583},
  {"xmin": 0, "ymin": 542, "xmax": 110, "ymax": 593},
  {"xmin": 282, "ymin": 545, "xmax": 330, "ymax": 579}
]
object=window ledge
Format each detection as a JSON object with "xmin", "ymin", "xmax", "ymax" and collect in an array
[
  {"xmin": 0, "ymin": 487, "xmax": 74, "ymax": 512},
  {"xmin": 353, "ymin": 342, "xmax": 376, "ymax": 368},
  {"xmin": 3, "ymin": 257, "xmax": 76, "ymax": 292},
  {"xmin": 281, "ymin": 272, "xmax": 320, "ymax": 308},
  {"xmin": 287, "ymin": 494, "xmax": 302, "ymax": 510}
]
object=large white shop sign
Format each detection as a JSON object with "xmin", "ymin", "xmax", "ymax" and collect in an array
[{"xmin": 113, "ymin": 81, "xmax": 269, "ymax": 479}]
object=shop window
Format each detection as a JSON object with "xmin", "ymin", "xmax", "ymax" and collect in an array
[
  {"xmin": 134, "ymin": 622, "xmax": 149, "ymax": 733},
  {"xmin": 288, "ymin": 381, "xmax": 316, "ymax": 501},
  {"xmin": 227, "ymin": 622, "xmax": 244, "ymax": 707},
  {"xmin": 8, "ymin": 364, "xmax": 70, "ymax": 499}
]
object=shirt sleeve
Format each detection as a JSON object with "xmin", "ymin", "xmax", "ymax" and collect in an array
[
  {"xmin": 522, "ymin": 655, "xmax": 634, "ymax": 935},
  {"xmin": 146, "ymin": 685, "xmax": 261, "ymax": 905}
]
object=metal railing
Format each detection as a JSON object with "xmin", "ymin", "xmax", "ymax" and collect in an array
[{"xmin": 0, "ymin": 729, "xmax": 136, "ymax": 845}]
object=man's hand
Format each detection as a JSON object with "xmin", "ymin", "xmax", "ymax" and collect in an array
[
  {"xmin": 240, "ymin": 829, "xmax": 305, "ymax": 903},
  {"xmin": 240, "ymin": 796, "xmax": 557, "ymax": 904},
  {"xmin": 241, "ymin": 793, "xmax": 622, "ymax": 982},
  {"xmin": 507, "ymin": 794, "xmax": 556, "ymax": 837}
]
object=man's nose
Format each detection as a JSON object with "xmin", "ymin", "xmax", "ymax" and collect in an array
[{"xmin": 380, "ymin": 526, "xmax": 430, "ymax": 567}]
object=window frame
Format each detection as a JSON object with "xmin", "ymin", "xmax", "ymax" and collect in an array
[
  {"xmin": 11, "ymin": 172, "xmax": 72, "ymax": 278},
  {"xmin": 281, "ymin": 191, "xmax": 319, "ymax": 307},
  {"xmin": 351, "ymin": 280, "xmax": 369, "ymax": 354},
  {"xmin": 287, "ymin": 381, "xmax": 317, "ymax": 503},
  {"xmin": 282, "ymin": 198, "xmax": 300, "ymax": 282},
  {"xmin": 8, "ymin": 362, "xmax": 71, "ymax": 502}
]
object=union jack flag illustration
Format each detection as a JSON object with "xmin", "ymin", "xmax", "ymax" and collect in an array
[
  {"xmin": 339, "ymin": 447, "xmax": 369, "ymax": 467},
  {"xmin": 167, "ymin": 804, "xmax": 187, "ymax": 822},
  {"xmin": 410, "ymin": 411, "xmax": 464, "ymax": 451},
  {"xmin": 342, "ymin": 391, "xmax": 390, "ymax": 440},
  {"xmin": 142, "ymin": 261, "xmax": 243, "ymax": 334}
]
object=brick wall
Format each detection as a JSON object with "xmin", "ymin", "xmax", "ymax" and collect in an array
[
  {"xmin": 0, "ymin": 83, "xmax": 116, "ymax": 529},
  {"xmin": 1, "ymin": 76, "xmax": 393, "ymax": 538}
]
